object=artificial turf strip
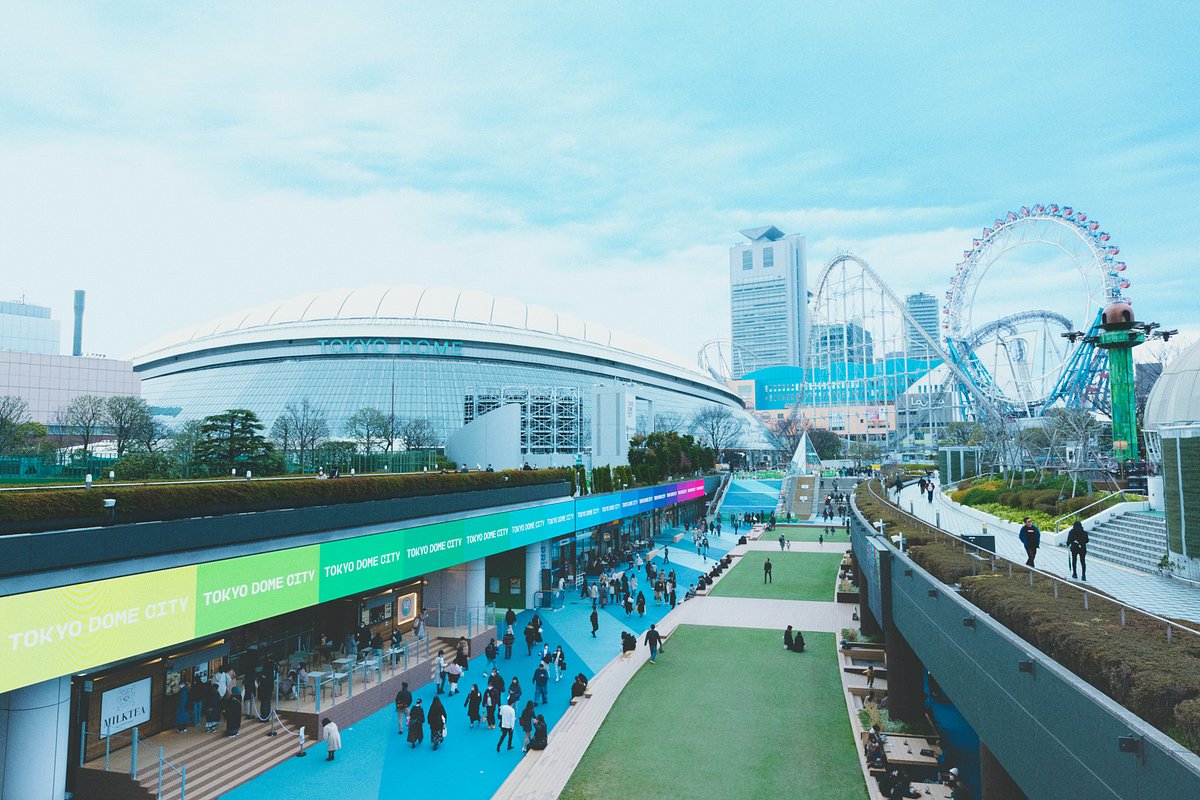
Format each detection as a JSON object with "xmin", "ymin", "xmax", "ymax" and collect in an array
[
  {"xmin": 559, "ymin": 626, "xmax": 867, "ymax": 800},
  {"xmin": 709, "ymin": 551, "xmax": 845, "ymax": 601},
  {"xmin": 771, "ymin": 525, "xmax": 850, "ymax": 542}
]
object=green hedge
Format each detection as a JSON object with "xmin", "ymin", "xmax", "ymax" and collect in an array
[
  {"xmin": 0, "ymin": 468, "xmax": 573, "ymax": 530},
  {"xmin": 855, "ymin": 481, "xmax": 1200, "ymax": 754}
]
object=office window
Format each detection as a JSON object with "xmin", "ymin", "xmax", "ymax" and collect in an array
[
  {"xmin": 742, "ymin": 250, "xmax": 753, "ymax": 270},
  {"xmin": 762, "ymin": 246, "xmax": 774, "ymax": 268}
]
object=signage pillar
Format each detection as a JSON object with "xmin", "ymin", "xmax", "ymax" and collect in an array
[{"xmin": 0, "ymin": 676, "xmax": 70, "ymax": 800}]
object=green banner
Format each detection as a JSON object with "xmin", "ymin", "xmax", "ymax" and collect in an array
[{"xmin": 194, "ymin": 546, "xmax": 320, "ymax": 636}]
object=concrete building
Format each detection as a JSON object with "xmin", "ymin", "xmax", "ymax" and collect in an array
[
  {"xmin": 0, "ymin": 299, "xmax": 60, "ymax": 355},
  {"xmin": 729, "ymin": 226, "xmax": 807, "ymax": 377}
]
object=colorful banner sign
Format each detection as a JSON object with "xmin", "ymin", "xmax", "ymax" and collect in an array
[{"xmin": 0, "ymin": 479, "xmax": 705, "ymax": 694}]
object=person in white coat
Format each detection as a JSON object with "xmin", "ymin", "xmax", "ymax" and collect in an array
[{"xmin": 322, "ymin": 717, "xmax": 341, "ymax": 762}]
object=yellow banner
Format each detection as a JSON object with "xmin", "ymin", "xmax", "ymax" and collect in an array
[{"xmin": 0, "ymin": 566, "xmax": 198, "ymax": 694}]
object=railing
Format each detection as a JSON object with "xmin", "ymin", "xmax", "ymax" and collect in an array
[
  {"xmin": 78, "ymin": 724, "xmax": 187, "ymax": 798},
  {"xmin": 1048, "ymin": 489, "xmax": 1133, "ymax": 531},
  {"xmin": 422, "ymin": 603, "xmax": 499, "ymax": 640},
  {"xmin": 859, "ymin": 478, "xmax": 1200, "ymax": 644}
]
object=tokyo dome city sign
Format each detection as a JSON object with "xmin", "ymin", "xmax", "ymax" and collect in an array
[{"xmin": 316, "ymin": 338, "xmax": 464, "ymax": 356}]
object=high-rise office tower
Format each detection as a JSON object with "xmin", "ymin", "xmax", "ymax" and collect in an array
[
  {"xmin": 729, "ymin": 226, "xmax": 807, "ymax": 377},
  {"xmin": 0, "ymin": 299, "xmax": 61, "ymax": 355},
  {"xmin": 904, "ymin": 292, "xmax": 940, "ymax": 358}
]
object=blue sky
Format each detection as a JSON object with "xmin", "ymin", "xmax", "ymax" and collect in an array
[{"xmin": 1, "ymin": 2, "xmax": 1197, "ymax": 362}]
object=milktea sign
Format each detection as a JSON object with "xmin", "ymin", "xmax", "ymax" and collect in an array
[{"xmin": 99, "ymin": 677, "xmax": 151, "ymax": 738}]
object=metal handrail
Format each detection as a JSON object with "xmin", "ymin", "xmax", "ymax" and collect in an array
[
  {"xmin": 1049, "ymin": 489, "xmax": 1132, "ymax": 531},
  {"xmin": 155, "ymin": 746, "xmax": 187, "ymax": 800},
  {"xmin": 859, "ymin": 478, "xmax": 1200, "ymax": 643}
]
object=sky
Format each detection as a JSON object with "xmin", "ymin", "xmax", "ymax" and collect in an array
[{"xmin": 1, "ymin": 2, "xmax": 1198, "ymax": 366}]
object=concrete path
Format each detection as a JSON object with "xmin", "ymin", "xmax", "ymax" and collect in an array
[{"xmin": 893, "ymin": 482, "xmax": 1200, "ymax": 623}]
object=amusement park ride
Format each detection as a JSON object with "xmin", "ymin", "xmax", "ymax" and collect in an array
[{"xmin": 760, "ymin": 203, "xmax": 1174, "ymax": 463}]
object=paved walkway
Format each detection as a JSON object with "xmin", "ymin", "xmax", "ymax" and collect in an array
[{"xmin": 893, "ymin": 483, "xmax": 1200, "ymax": 623}]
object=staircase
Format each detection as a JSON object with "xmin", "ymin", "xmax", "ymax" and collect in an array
[
  {"xmin": 791, "ymin": 477, "xmax": 817, "ymax": 520},
  {"xmin": 144, "ymin": 725, "xmax": 308, "ymax": 800},
  {"xmin": 1086, "ymin": 511, "xmax": 1167, "ymax": 574}
]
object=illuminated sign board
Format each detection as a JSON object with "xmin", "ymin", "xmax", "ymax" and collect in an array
[{"xmin": 0, "ymin": 479, "xmax": 705, "ymax": 694}]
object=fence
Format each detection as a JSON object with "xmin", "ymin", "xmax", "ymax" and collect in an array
[{"xmin": 79, "ymin": 724, "xmax": 187, "ymax": 799}]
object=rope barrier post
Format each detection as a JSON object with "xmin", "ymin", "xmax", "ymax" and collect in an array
[
  {"xmin": 267, "ymin": 710, "xmax": 278, "ymax": 738},
  {"xmin": 297, "ymin": 725, "xmax": 307, "ymax": 757},
  {"xmin": 79, "ymin": 723, "xmax": 86, "ymax": 768},
  {"xmin": 157, "ymin": 746, "xmax": 164, "ymax": 797},
  {"xmin": 180, "ymin": 765, "xmax": 186, "ymax": 800}
]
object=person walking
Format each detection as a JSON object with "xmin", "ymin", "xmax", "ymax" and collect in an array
[
  {"xmin": 434, "ymin": 649, "xmax": 447, "ymax": 694},
  {"xmin": 427, "ymin": 697, "xmax": 447, "ymax": 750},
  {"xmin": 465, "ymin": 684, "xmax": 483, "ymax": 727},
  {"xmin": 394, "ymin": 681, "xmax": 412, "ymax": 734},
  {"xmin": 524, "ymin": 622, "xmax": 538, "ymax": 656},
  {"xmin": 623, "ymin": 593, "xmax": 634, "ymax": 616},
  {"xmin": 445, "ymin": 660, "xmax": 463, "ymax": 695},
  {"xmin": 507, "ymin": 676, "xmax": 522, "ymax": 707},
  {"xmin": 636, "ymin": 591, "xmax": 646, "ymax": 617},
  {"xmin": 484, "ymin": 684, "xmax": 500, "ymax": 730},
  {"xmin": 927, "ymin": 482, "xmax": 935, "ymax": 504},
  {"xmin": 1067, "ymin": 520, "xmax": 1089, "ymax": 580},
  {"xmin": 322, "ymin": 717, "xmax": 341, "ymax": 761},
  {"xmin": 485, "ymin": 637, "xmax": 499, "ymax": 669},
  {"xmin": 590, "ymin": 607, "xmax": 599, "ymax": 638},
  {"xmin": 763, "ymin": 558, "xmax": 773, "ymax": 584},
  {"xmin": 1019, "ymin": 517, "xmax": 1041, "ymax": 568},
  {"xmin": 553, "ymin": 646, "xmax": 567, "ymax": 682},
  {"xmin": 533, "ymin": 661, "xmax": 550, "ymax": 705},
  {"xmin": 502, "ymin": 627, "xmax": 515, "ymax": 659},
  {"xmin": 779, "ymin": 532, "xmax": 786, "ymax": 551},
  {"xmin": 519, "ymin": 700, "xmax": 536, "ymax": 750},
  {"xmin": 644, "ymin": 623, "xmax": 664, "ymax": 664},
  {"xmin": 663, "ymin": 546, "xmax": 670, "ymax": 564},
  {"xmin": 669, "ymin": 583, "xmax": 677, "ymax": 608},
  {"xmin": 497, "ymin": 701, "xmax": 516, "ymax": 751},
  {"xmin": 407, "ymin": 699, "xmax": 425, "ymax": 748},
  {"xmin": 455, "ymin": 636, "xmax": 471, "ymax": 673},
  {"xmin": 505, "ymin": 606, "xmax": 517, "ymax": 631}
]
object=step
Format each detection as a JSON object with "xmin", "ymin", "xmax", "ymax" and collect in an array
[{"xmin": 140, "ymin": 728, "xmax": 306, "ymax": 800}]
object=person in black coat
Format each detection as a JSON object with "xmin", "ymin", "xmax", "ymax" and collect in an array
[
  {"xmin": 1067, "ymin": 520, "xmax": 1089, "ymax": 581},
  {"xmin": 505, "ymin": 607, "xmax": 517, "ymax": 630},
  {"xmin": 204, "ymin": 681, "xmax": 222, "ymax": 732},
  {"xmin": 528, "ymin": 714, "xmax": 548, "ymax": 751},
  {"xmin": 590, "ymin": 608, "xmax": 599, "ymax": 638},
  {"xmin": 464, "ymin": 684, "xmax": 482, "ymax": 727},
  {"xmin": 427, "ymin": 697, "xmax": 446, "ymax": 750},
  {"xmin": 257, "ymin": 658, "xmax": 276, "ymax": 720},
  {"xmin": 784, "ymin": 625, "xmax": 805, "ymax": 653},
  {"xmin": 224, "ymin": 688, "xmax": 243, "ymax": 737},
  {"xmin": 407, "ymin": 699, "xmax": 425, "ymax": 747}
]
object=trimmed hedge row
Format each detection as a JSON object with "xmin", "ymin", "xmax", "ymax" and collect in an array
[
  {"xmin": 0, "ymin": 469, "xmax": 574, "ymax": 530},
  {"xmin": 855, "ymin": 481, "xmax": 1200, "ymax": 754}
]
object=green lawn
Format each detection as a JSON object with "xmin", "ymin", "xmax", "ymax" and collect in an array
[
  {"xmin": 560, "ymin": 626, "xmax": 866, "ymax": 800},
  {"xmin": 772, "ymin": 525, "xmax": 849, "ymax": 542},
  {"xmin": 710, "ymin": 551, "xmax": 844, "ymax": 601}
]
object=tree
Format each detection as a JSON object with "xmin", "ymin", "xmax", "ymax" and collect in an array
[
  {"xmin": 113, "ymin": 451, "xmax": 180, "ymax": 480},
  {"xmin": 269, "ymin": 414, "xmax": 295, "ymax": 469},
  {"xmin": 170, "ymin": 420, "xmax": 206, "ymax": 477},
  {"xmin": 61, "ymin": 394, "xmax": 107, "ymax": 458},
  {"xmin": 770, "ymin": 410, "xmax": 805, "ymax": 459},
  {"xmin": 847, "ymin": 440, "xmax": 882, "ymax": 466},
  {"xmin": 195, "ymin": 409, "xmax": 277, "ymax": 475},
  {"xmin": 104, "ymin": 396, "xmax": 153, "ymax": 458},
  {"xmin": 346, "ymin": 406, "xmax": 390, "ymax": 459},
  {"xmin": 629, "ymin": 430, "xmax": 711, "ymax": 482},
  {"xmin": 400, "ymin": 417, "xmax": 440, "ymax": 450},
  {"xmin": 275, "ymin": 399, "xmax": 330, "ymax": 470},
  {"xmin": 690, "ymin": 406, "xmax": 745, "ymax": 465},
  {"xmin": 0, "ymin": 395, "xmax": 31, "ymax": 454},
  {"xmin": 133, "ymin": 413, "xmax": 170, "ymax": 453},
  {"xmin": 653, "ymin": 411, "xmax": 686, "ymax": 434},
  {"xmin": 941, "ymin": 421, "xmax": 983, "ymax": 447},
  {"xmin": 808, "ymin": 428, "xmax": 843, "ymax": 461}
]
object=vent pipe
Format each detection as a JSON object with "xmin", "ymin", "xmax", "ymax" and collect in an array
[{"xmin": 72, "ymin": 290, "xmax": 85, "ymax": 356}]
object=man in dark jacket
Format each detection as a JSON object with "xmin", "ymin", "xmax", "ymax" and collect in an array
[
  {"xmin": 1018, "ymin": 518, "xmax": 1041, "ymax": 567},
  {"xmin": 590, "ymin": 608, "xmax": 599, "ymax": 638},
  {"xmin": 394, "ymin": 681, "xmax": 412, "ymax": 733},
  {"xmin": 644, "ymin": 624, "xmax": 664, "ymax": 664},
  {"xmin": 1066, "ymin": 521, "xmax": 1089, "ymax": 580},
  {"xmin": 224, "ymin": 687, "xmax": 243, "ymax": 737}
]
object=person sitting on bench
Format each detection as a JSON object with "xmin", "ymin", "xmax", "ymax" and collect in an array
[
  {"xmin": 784, "ymin": 625, "xmax": 806, "ymax": 652},
  {"xmin": 570, "ymin": 674, "xmax": 588, "ymax": 703}
]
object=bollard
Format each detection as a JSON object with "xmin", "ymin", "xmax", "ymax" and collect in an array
[{"xmin": 1120, "ymin": 608, "xmax": 1126, "ymax": 627}]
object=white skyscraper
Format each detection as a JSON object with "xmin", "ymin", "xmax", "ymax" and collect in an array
[
  {"xmin": 729, "ymin": 226, "xmax": 807, "ymax": 377},
  {"xmin": 904, "ymin": 292, "xmax": 940, "ymax": 358}
]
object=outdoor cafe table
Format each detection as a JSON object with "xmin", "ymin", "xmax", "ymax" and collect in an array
[
  {"xmin": 882, "ymin": 735, "xmax": 941, "ymax": 768},
  {"xmin": 910, "ymin": 783, "xmax": 953, "ymax": 799}
]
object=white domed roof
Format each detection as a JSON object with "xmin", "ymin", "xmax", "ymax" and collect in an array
[
  {"xmin": 1145, "ymin": 339, "xmax": 1200, "ymax": 429},
  {"xmin": 131, "ymin": 285, "xmax": 711, "ymax": 384}
]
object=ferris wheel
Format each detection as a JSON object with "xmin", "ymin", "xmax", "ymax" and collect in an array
[{"xmin": 943, "ymin": 204, "xmax": 1129, "ymax": 417}]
